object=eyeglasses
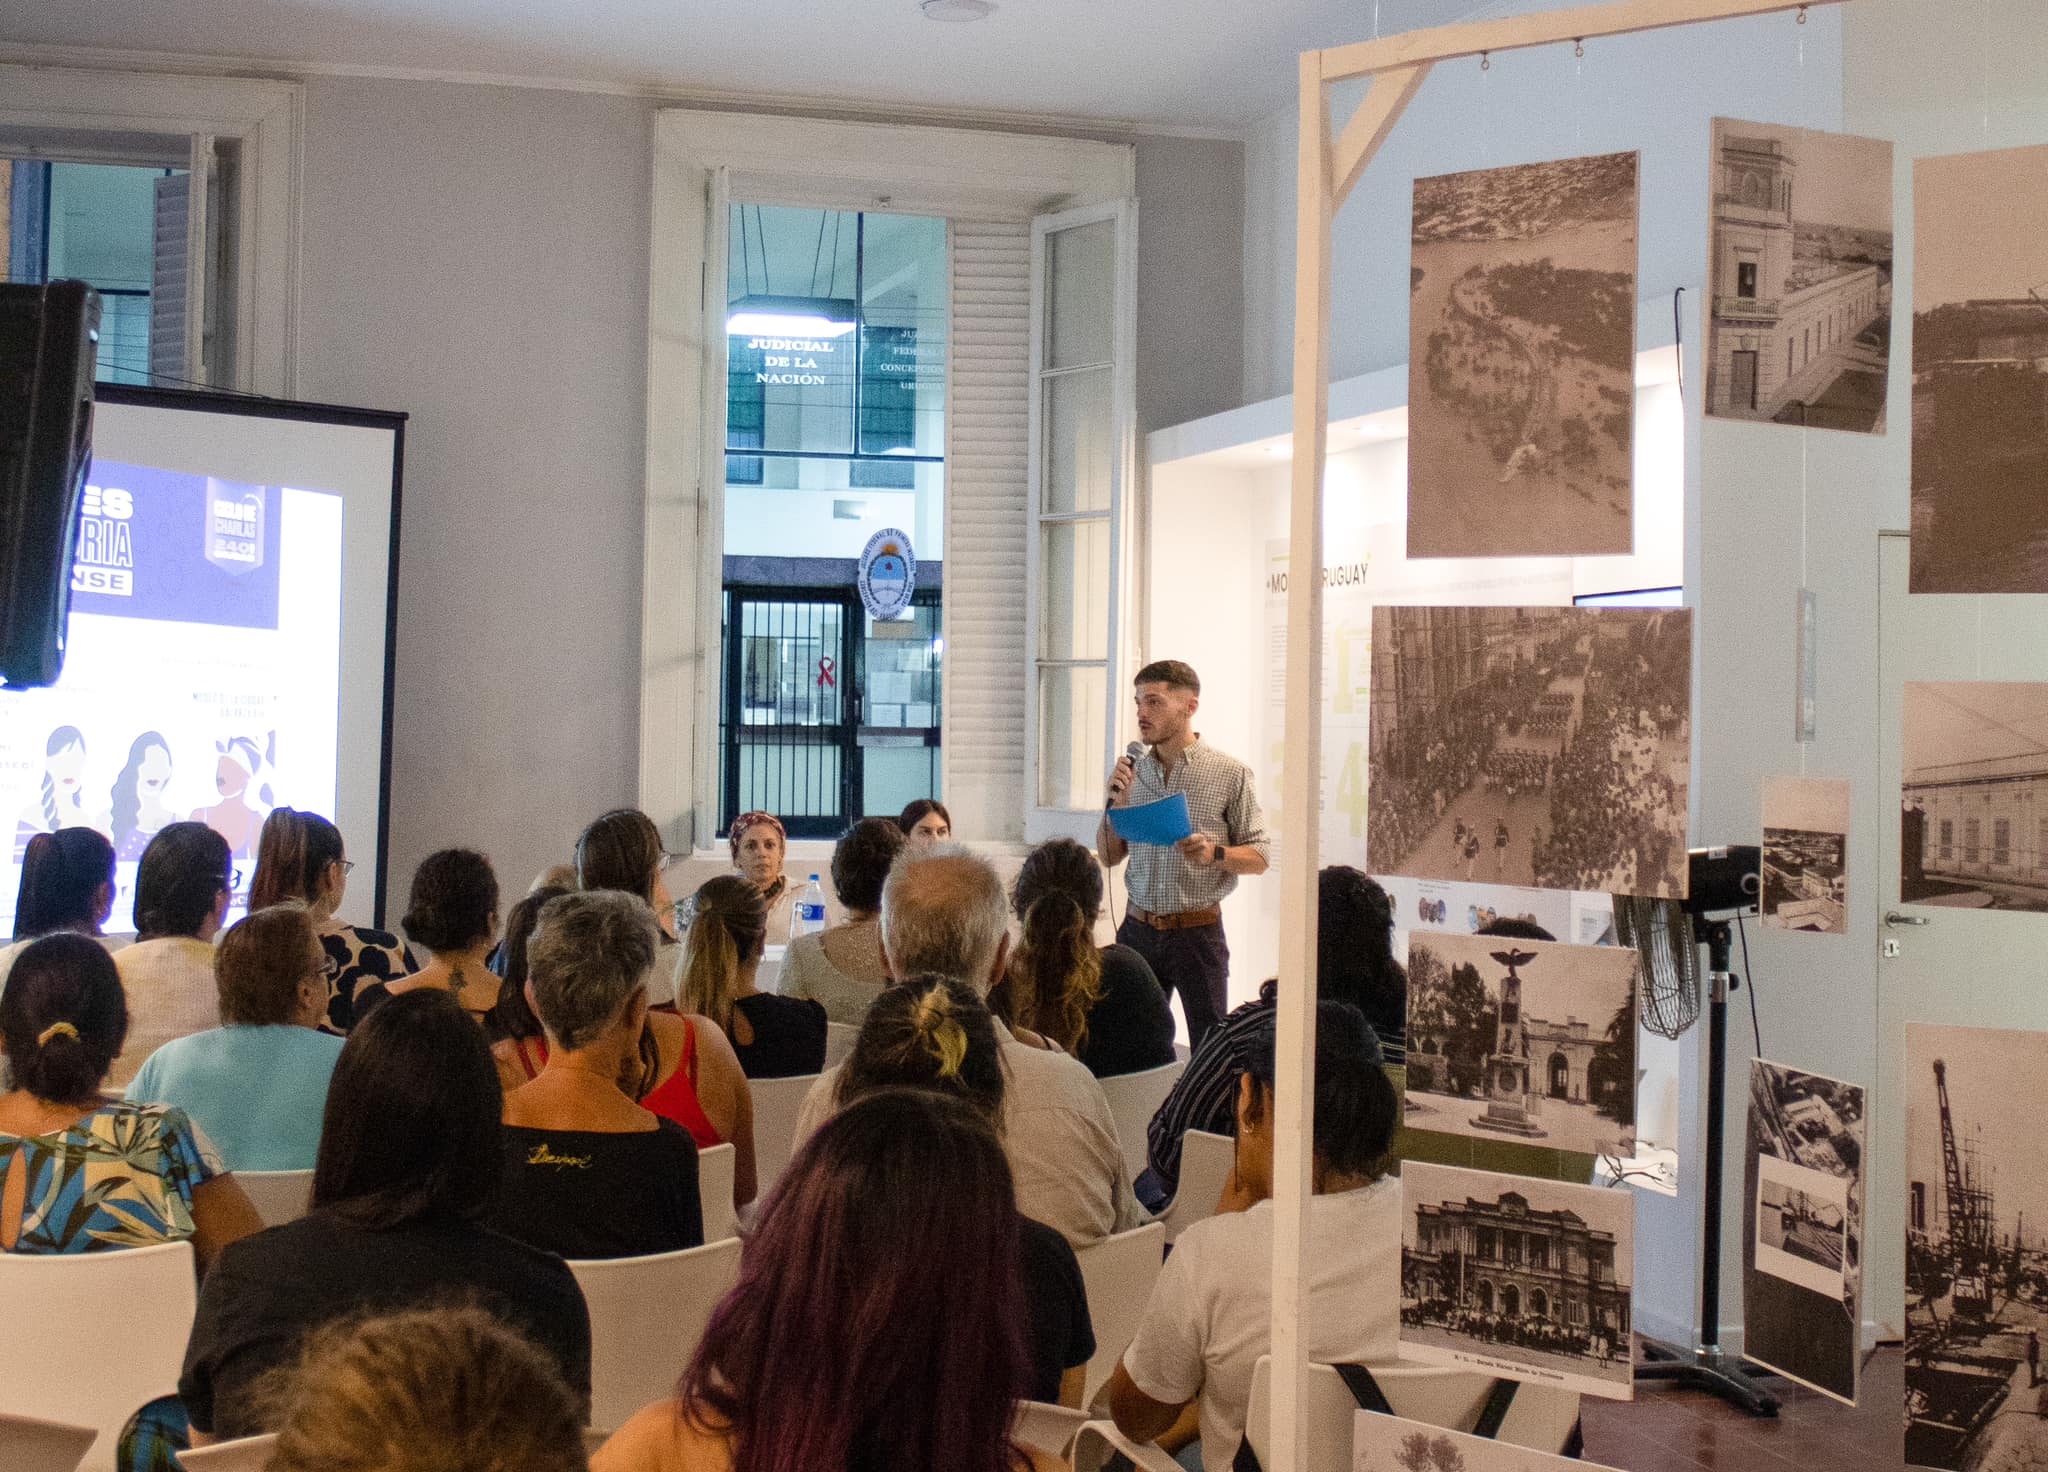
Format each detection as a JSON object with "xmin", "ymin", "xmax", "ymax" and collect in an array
[
  {"xmin": 222, "ymin": 867, "xmax": 244, "ymax": 891},
  {"xmin": 340, "ymin": 860, "xmax": 356, "ymax": 876}
]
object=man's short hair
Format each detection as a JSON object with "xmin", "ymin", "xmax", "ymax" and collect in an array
[
  {"xmin": 880, "ymin": 844, "xmax": 1010, "ymax": 995},
  {"xmin": 1133, "ymin": 659, "xmax": 1200, "ymax": 694}
]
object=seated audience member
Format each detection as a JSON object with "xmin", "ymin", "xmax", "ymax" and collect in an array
[
  {"xmin": 1109, "ymin": 1002, "xmax": 1400, "ymax": 1470},
  {"xmin": 681, "ymin": 876, "xmax": 825, "ymax": 1079},
  {"xmin": 594, "ymin": 1089, "xmax": 1063, "ymax": 1472},
  {"xmin": 0, "ymin": 827, "xmax": 119, "ymax": 991},
  {"xmin": 716, "ymin": 810, "xmax": 794, "ymax": 946},
  {"xmin": 487, "ymin": 885, "xmax": 572, "ymax": 1093},
  {"xmin": 249, "ymin": 808, "xmax": 415, "ymax": 1030},
  {"xmin": 178, "ymin": 989, "xmax": 592, "ymax": 1445},
  {"xmin": 356, "ymin": 848, "xmax": 503, "ymax": 1020},
  {"xmin": 111, "ymin": 821, "xmax": 233, "ymax": 1086},
  {"xmin": 577, "ymin": 809, "xmax": 682, "ymax": 993},
  {"xmin": 495, "ymin": 891, "xmax": 703, "ymax": 1260},
  {"xmin": 1137, "ymin": 867, "xmax": 1398, "ymax": 1212},
  {"xmin": 256, "ymin": 1305, "xmax": 589, "ymax": 1472},
  {"xmin": 779, "ymin": 817, "xmax": 904, "ymax": 1025},
  {"xmin": 793, "ymin": 844, "xmax": 1140, "ymax": 1246},
  {"xmin": 0, "ymin": 933, "xmax": 261, "ymax": 1261},
  {"xmin": 898, "ymin": 797, "xmax": 952, "ymax": 848},
  {"xmin": 835, "ymin": 975, "xmax": 1094, "ymax": 1407},
  {"xmin": 1003, "ymin": 837, "xmax": 1175, "ymax": 1079},
  {"xmin": 635, "ymin": 989, "xmax": 757, "ymax": 1208},
  {"xmin": 125, "ymin": 905, "xmax": 344, "ymax": 1172}
]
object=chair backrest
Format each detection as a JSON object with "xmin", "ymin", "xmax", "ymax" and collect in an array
[
  {"xmin": 0, "ymin": 1240, "xmax": 197, "ymax": 1472},
  {"xmin": 569, "ymin": 1237, "xmax": 744, "ymax": 1435},
  {"xmin": 698, "ymin": 1141, "xmax": 737, "ymax": 1242},
  {"xmin": 747, "ymin": 1072, "xmax": 820, "ymax": 1204},
  {"xmin": 1013, "ymin": 1401, "xmax": 1089, "ymax": 1461},
  {"xmin": 0, "ymin": 1411, "xmax": 98, "ymax": 1472},
  {"xmin": 1098, "ymin": 1059, "xmax": 1186, "ymax": 1185},
  {"xmin": 174, "ymin": 1432, "xmax": 278, "ymax": 1470},
  {"xmin": 823, "ymin": 1022, "xmax": 859, "ymax": 1068},
  {"xmin": 232, "ymin": 1168, "xmax": 314, "ymax": 1227},
  {"xmin": 1158, "ymin": 1129, "xmax": 1234, "ymax": 1244},
  {"xmin": 1070, "ymin": 1221, "xmax": 1166, "ymax": 1408}
]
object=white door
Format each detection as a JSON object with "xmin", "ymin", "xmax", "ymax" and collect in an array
[{"xmin": 1874, "ymin": 529, "xmax": 2048, "ymax": 1340}]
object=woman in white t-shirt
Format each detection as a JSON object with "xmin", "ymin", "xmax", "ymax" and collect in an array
[{"xmin": 1108, "ymin": 1001, "xmax": 1401, "ymax": 1471}]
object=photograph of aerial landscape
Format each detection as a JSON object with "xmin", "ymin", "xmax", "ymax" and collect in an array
[
  {"xmin": 1407, "ymin": 151, "xmax": 1638, "ymax": 559},
  {"xmin": 1761, "ymin": 775, "xmax": 1850, "ymax": 934},
  {"xmin": 1910, "ymin": 143, "xmax": 2048, "ymax": 593},
  {"xmin": 1906, "ymin": 1023, "xmax": 2048, "ymax": 1467}
]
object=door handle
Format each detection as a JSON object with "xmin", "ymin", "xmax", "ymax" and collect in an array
[{"xmin": 1884, "ymin": 911, "xmax": 1929, "ymax": 929}]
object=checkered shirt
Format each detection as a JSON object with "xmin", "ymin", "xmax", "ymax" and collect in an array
[{"xmin": 1121, "ymin": 737, "xmax": 1271, "ymax": 914}]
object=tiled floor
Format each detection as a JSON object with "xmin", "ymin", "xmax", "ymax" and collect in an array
[{"xmin": 1580, "ymin": 1349, "xmax": 1903, "ymax": 1471}]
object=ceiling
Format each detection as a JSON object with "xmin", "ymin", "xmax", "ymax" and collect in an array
[{"xmin": 0, "ymin": 0, "xmax": 1498, "ymax": 131}]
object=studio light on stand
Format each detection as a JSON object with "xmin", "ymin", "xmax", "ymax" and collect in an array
[{"xmin": 1614, "ymin": 845, "xmax": 1780, "ymax": 1417}]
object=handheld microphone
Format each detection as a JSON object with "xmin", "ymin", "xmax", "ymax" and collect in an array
[{"xmin": 1106, "ymin": 740, "xmax": 1146, "ymax": 811}]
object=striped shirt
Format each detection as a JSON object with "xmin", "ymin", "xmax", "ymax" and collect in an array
[{"xmin": 1120, "ymin": 738, "xmax": 1270, "ymax": 914}]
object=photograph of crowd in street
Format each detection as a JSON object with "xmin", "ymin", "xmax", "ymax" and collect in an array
[
  {"xmin": 1704, "ymin": 119, "xmax": 1892, "ymax": 433},
  {"xmin": 1366, "ymin": 606, "xmax": 1692, "ymax": 898},
  {"xmin": 1905, "ymin": 1023, "xmax": 2048, "ymax": 1469},
  {"xmin": 1400, "ymin": 1162, "xmax": 1636, "ymax": 1400},
  {"xmin": 1742, "ymin": 1059, "xmax": 1865, "ymax": 1404},
  {"xmin": 1403, "ymin": 932, "xmax": 1637, "ymax": 1158},
  {"xmin": 1407, "ymin": 151, "xmax": 1638, "ymax": 559},
  {"xmin": 1760, "ymin": 775, "xmax": 1850, "ymax": 934},
  {"xmin": 1910, "ymin": 143, "xmax": 2048, "ymax": 593},
  {"xmin": 1901, "ymin": 681, "xmax": 2048, "ymax": 914}
]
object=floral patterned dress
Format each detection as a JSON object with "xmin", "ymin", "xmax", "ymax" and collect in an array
[{"xmin": 0, "ymin": 1101, "xmax": 223, "ymax": 1254}]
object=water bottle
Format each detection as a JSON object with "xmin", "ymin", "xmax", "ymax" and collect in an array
[{"xmin": 792, "ymin": 875, "xmax": 827, "ymax": 939}]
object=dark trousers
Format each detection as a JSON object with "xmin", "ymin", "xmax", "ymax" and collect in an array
[{"xmin": 1117, "ymin": 915, "xmax": 1230, "ymax": 1048}]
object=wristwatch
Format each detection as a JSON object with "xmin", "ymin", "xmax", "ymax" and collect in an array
[{"xmin": 1211, "ymin": 843, "xmax": 1226, "ymax": 865}]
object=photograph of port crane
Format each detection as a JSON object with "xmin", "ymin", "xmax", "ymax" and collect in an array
[{"xmin": 1906, "ymin": 1023, "xmax": 2048, "ymax": 1468}]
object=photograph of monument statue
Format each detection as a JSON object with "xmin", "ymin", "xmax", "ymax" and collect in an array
[
  {"xmin": 1403, "ymin": 931, "xmax": 1637, "ymax": 1159},
  {"xmin": 1704, "ymin": 119, "xmax": 1892, "ymax": 433},
  {"xmin": 1407, "ymin": 150, "xmax": 1638, "ymax": 559}
]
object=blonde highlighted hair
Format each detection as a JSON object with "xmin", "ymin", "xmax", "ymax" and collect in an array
[
  {"xmin": 1006, "ymin": 838, "xmax": 1105, "ymax": 1053},
  {"xmin": 834, "ymin": 974, "xmax": 1004, "ymax": 1123},
  {"xmin": 679, "ymin": 874, "xmax": 768, "ymax": 1029}
]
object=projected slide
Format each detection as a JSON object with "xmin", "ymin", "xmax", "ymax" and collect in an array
[{"xmin": 0, "ymin": 387, "xmax": 401, "ymax": 938}]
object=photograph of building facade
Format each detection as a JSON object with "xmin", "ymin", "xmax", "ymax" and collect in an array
[
  {"xmin": 1705, "ymin": 120, "xmax": 1892, "ymax": 432},
  {"xmin": 1401, "ymin": 1162, "xmax": 1635, "ymax": 1399},
  {"xmin": 1761, "ymin": 774, "xmax": 1851, "ymax": 935},
  {"xmin": 1901, "ymin": 682, "xmax": 2048, "ymax": 913}
]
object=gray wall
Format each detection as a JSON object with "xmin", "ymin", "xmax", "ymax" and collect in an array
[{"xmin": 1135, "ymin": 135, "xmax": 1244, "ymax": 432}]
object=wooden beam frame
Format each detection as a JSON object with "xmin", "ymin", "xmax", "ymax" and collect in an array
[{"xmin": 1269, "ymin": 1, "xmax": 1849, "ymax": 1466}]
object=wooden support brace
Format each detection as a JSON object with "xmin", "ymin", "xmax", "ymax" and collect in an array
[{"xmin": 1330, "ymin": 63, "xmax": 1432, "ymax": 209}]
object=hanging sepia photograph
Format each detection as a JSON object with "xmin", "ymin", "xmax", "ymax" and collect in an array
[
  {"xmin": 1760, "ymin": 774, "xmax": 1850, "ymax": 934},
  {"xmin": 1407, "ymin": 151, "xmax": 1639, "ymax": 559},
  {"xmin": 1901, "ymin": 681, "xmax": 2048, "ymax": 913}
]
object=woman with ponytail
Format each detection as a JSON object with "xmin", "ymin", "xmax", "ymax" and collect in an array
[
  {"xmin": 680, "ymin": 875, "xmax": 824, "ymax": 1080},
  {"xmin": 248, "ymin": 807, "xmax": 415, "ymax": 1030},
  {"xmin": 0, "ymin": 826, "xmax": 119, "ymax": 994},
  {"xmin": 1006, "ymin": 838, "xmax": 1175, "ymax": 1079}
]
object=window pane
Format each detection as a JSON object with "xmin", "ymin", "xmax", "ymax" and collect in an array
[
  {"xmin": 1045, "ymin": 218, "xmax": 1114, "ymax": 370},
  {"xmin": 1043, "ymin": 365, "xmax": 1111, "ymax": 514},
  {"xmin": 727, "ymin": 203, "xmax": 860, "ymax": 458},
  {"xmin": 860, "ymin": 212, "xmax": 948, "ymax": 458},
  {"xmin": 1038, "ymin": 664, "xmax": 1107, "ymax": 809},
  {"xmin": 1040, "ymin": 519, "xmax": 1110, "ymax": 660}
]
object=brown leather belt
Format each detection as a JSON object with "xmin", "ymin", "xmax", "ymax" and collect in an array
[{"xmin": 1127, "ymin": 903, "xmax": 1222, "ymax": 931}]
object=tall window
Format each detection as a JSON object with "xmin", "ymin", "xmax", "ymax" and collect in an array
[{"xmin": 717, "ymin": 206, "xmax": 948, "ymax": 836}]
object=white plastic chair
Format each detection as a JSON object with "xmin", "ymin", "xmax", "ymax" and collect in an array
[
  {"xmin": 568, "ymin": 1238, "xmax": 744, "ymax": 1435},
  {"xmin": 0, "ymin": 1411, "xmax": 98, "ymax": 1472},
  {"xmin": 824, "ymin": 1022, "xmax": 859, "ymax": 1067},
  {"xmin": 0, "ymin": 1240, "xmax": 197, "ymax": 1472},
  {"xmin": 1014, "ymin": 1400, "xmax": 1090, "ymax": 1461},
  {"xmin": 1158, "ymin": 1128, "xmax": 1234, "ymax": 1244},
  {"xmin": 231, "ymin": 1168, "xmax": 314, "ymax": 1227},
  {"xmin": 1098, "ymin": 1059, "xmax": 1186, "ymax": 1185},
  {"xmin": 1070, "ymin": 1221, "xmax": 1166, "ymax": 1408},
  {"xmin": 175, "ymin": 1432, "xmax": 277, "ymax": 1470},
  {"xmin": 747, "ymin": 1072, "xmax": 820, "ymax": 1204},
  {"xmin": 697, "ymin": 1141, "xmax": 737, "ymax": 1242}
]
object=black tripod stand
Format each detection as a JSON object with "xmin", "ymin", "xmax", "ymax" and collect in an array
[{"xmin": 1634, "ymin": 915, "xmax": 1781, "ymax": 1416}]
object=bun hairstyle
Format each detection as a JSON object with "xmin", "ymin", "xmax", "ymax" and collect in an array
[
  {"xmin": 678, "ymin": 875, "xmax": 767, "ymax": 1030},
  {"xmin": 401, "ymin": 848, "xmax": 500, "ymax": 955},
  {"xmin": 575, "ymin": 808, "xmax": 664, "ymax": 905},
  {"xmin": 1005, "ymin": 838, "xmax": 1105, "ymax": 1052},
  {"xmin": 132, "ymin": 821, "xmax": 231, "ymax": 941},
  {"xmin": 13, "ymin": 827, "xmax": 117, "ymax": 940},
  {"xmin": 249, "ymin": 807, "xmax": 346, "ymax": 910},
  {"xmin": 0, "ymin": 932, "xmax": 128, "ymax": 1103},
  {"xmin": 835, "ymin": 973, "xmax": 1004, "ymax": 1124}
]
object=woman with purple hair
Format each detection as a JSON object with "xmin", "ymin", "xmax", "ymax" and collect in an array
[{"xmin": 593, "ymin": 1087, "xmax": 1062, "ymax": 1472}]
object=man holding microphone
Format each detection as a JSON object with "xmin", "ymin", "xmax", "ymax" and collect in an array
[{"xmin": 1099, "ymin": 659, "xmax": 1270, "ymax": 1047}]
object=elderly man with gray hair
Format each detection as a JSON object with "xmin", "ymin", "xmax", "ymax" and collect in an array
[
  {"xmin": 792, "ymin": 844, "xmax": 1143, "ymax": 1245},
  {"xmin": 490, "ymin": 889, "xmax": 707, "ymax": 1260}
]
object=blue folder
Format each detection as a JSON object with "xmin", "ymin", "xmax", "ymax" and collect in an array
[{"xmin": 1108, "ymin": 792, "xmax": 1195, "ymax": 846}]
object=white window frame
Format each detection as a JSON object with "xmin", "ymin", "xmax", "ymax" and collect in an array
[
  {"xmin": 0, "ymin": 63, "xmax": 302, "ymax": 395},
  {"xmin": 1023, "ymin": 199, "xmax": 1140, "ymax": 845},
  {"xmin": 643, "ymin": 108, "xmax": 1131, "ymax": 854}
]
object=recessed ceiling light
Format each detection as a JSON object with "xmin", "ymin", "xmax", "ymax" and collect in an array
[{"xmin": 922, "ymin": 0, "xmax": 995, "ymax": 19}]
